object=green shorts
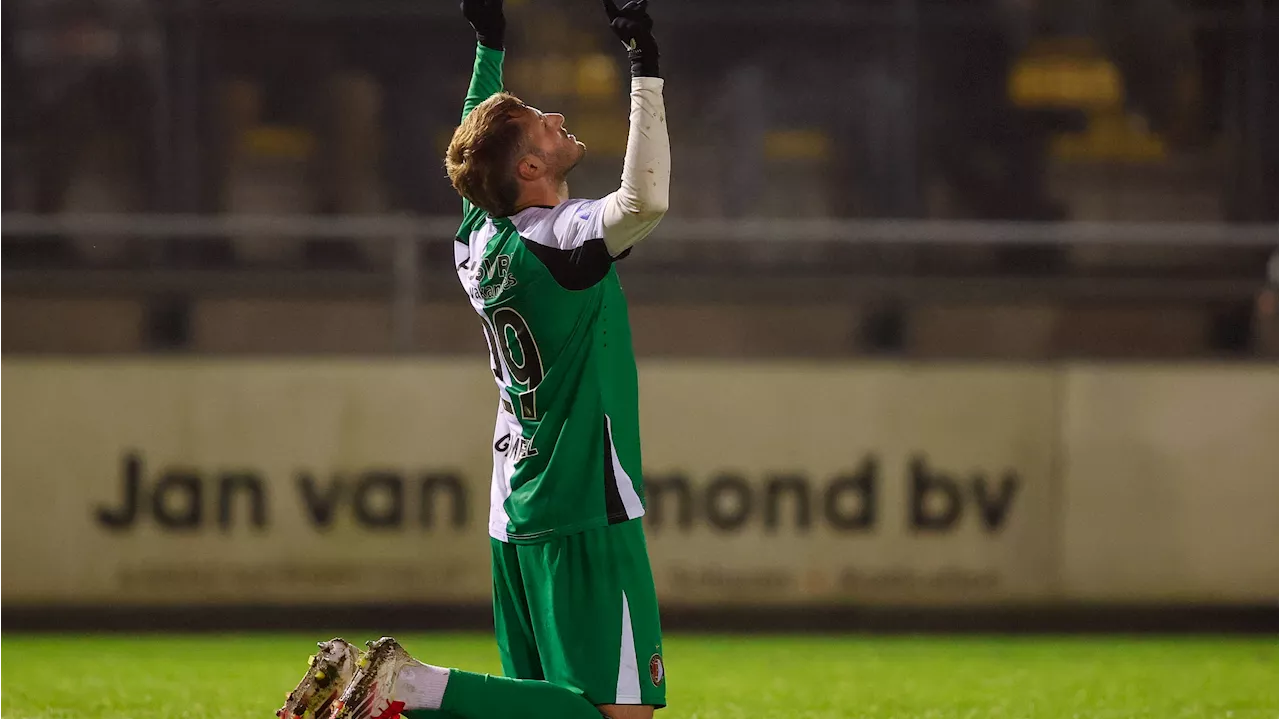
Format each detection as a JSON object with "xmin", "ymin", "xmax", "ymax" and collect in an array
[{"xmin": 490, "ymin": 518, "xmax": 666, "ymax": 708}]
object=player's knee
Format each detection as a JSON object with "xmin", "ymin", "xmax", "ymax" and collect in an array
[{"xmin": 596, "ymin": 703, "xmax": 655, "ymax": 719}]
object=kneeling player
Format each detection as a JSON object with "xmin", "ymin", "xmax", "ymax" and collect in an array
[{"xmin": 277, "ymin": 0, "xmax": 670, "ymax": 717}]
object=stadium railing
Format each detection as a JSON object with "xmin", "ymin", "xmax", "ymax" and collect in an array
[{"xmin": 2, "ymin": 213, "xmax": 1274, "ymax": 353}]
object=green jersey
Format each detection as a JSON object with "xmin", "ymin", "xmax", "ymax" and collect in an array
[{"xmin": 454, "ymin": 45, "xmax": 646, "ymax": 544}]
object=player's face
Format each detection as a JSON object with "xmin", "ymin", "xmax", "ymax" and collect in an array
[{"xmin": 523, "ymin": 106, "xmax": 586, "ymax": 179}]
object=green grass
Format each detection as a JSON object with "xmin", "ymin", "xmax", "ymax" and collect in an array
[{"xmin": 2, "ymin": 633, "xmax": 1275, "ymax": 718}]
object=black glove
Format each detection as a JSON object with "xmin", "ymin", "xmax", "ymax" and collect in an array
[
  {"xmin": 603, "ymin": 0, "xmax": 659, "ymax": 78},
  {"xmin": 462, "ymin": 0, "xmax": 505, "ymax": 51}
]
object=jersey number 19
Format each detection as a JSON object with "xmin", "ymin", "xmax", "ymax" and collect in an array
[{"xmin": 481, "ymin": 307, "xmax": 544, "ymax": 421}]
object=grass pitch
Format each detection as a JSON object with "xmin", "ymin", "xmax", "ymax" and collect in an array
[{"xmin": 2, "ymin": 633, "xmax": 1275, "ymax": 718}]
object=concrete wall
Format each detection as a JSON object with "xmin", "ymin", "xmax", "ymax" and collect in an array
[{"xmin": 4, "ymin": 296, "xmax": 1245, "ymax": 358}]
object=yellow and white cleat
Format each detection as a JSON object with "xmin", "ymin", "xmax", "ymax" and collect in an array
[
  {"xmin": 330, "ymin": 637, "xmax": 415, "ymax": 719},
  {"xmin": 278, "ymin": 638, "xmax": 360, "ymax": 719}
]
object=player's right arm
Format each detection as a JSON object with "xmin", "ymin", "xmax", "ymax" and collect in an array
[{"xmin": 598, "ymin": 0, "xmax": 670, "ymax": 257}]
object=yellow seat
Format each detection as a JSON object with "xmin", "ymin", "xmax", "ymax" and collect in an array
[
  {"xmin": 764, "ymin": 129, "xmax": 832, "ymax": 161},
  {"xmin": 1010, "ymin": 41, "xmax": 1123, "ymax": 110},
  {"xmin": 1009, "ymin": 38, "xmax": 1166, "ymax": 163},
  {"xmin": 241, "ymin": 126, "xmax": 315, "ymax": 161}
]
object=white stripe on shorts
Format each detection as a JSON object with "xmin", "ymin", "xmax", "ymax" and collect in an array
[{"xmin": 615, "ymin": 591, "xmax": 642, "ymax": 703}]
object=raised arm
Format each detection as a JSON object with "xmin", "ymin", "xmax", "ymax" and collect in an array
[
  {"xmin": 462, "ymin": 44, "xmax": 505, "ymax": 122},
  {"xmin": 461, "ymin": 0, "xmax": 505, "ymax": 120},
  {"xmin": 459, "ymin": 0, "xmax": 507, "ymax": 217},
  {"xmin": 598, "ymin": 0, "xmax": 670, "ymax": 257}
]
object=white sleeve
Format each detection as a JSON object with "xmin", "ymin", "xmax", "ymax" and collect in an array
[
  {"xmin": 543, "ymin": 199, "xmax": 607, "ymax": 251},
  {"xmin": 600, "ymin": 76, "xmax": 670, "ymax": 257},
  {"xmin": 516, "ymin": 200, "xmax": 617, "ymax": 291}
]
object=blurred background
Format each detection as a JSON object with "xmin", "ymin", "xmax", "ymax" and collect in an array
[
  {"xmin": 2, "ymin": 0, "xmax": 1278, "ymax": 358},
  {"xmin": 1, "ymin": 0, "xmax": 1276, "ymax": 632}
]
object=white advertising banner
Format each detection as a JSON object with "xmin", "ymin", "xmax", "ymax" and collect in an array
[
  {"xmin": 2, "ymin": 359, "xmax": 1272, "ymax": 607},
  {"xmin": 2, "ymin": 361, "xmax": 498, "ymax": 605},
  {"xmin": 1060, "ymin": 365, "xmax": 1279, "ymax": 603},
  {"xmin": 636, "ymin": 362, "xmax": 1057, "ymax": 606},
  {"xmin": 0, "ymin": 358, "xmax": 1059, "ymax": 603}
]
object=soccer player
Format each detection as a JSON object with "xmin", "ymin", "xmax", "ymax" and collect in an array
[{"xmin": 275, "ymin": 0, "xmax": 670, "ymax": 718}]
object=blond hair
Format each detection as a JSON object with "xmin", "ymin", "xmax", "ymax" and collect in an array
[{"xmin": 445, "ymin": 93, "xmax": 529, "ymax": 217}]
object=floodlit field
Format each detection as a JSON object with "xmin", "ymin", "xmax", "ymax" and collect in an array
[{"xmin": 2, "ymin": 633, "xmax": 1275, "ymax": 718}]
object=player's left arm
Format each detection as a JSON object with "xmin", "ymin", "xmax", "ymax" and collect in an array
[
  {"xmin": 461, "ymin": 0, "xmax": 506, "ymax": 121},
  {"xmin": 457, "ymin": 0, "xmax": 507, "ymax": 223},
  {"xmin": 597, "ymin": 0, "xmax": 670, "ymax": 257}
]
